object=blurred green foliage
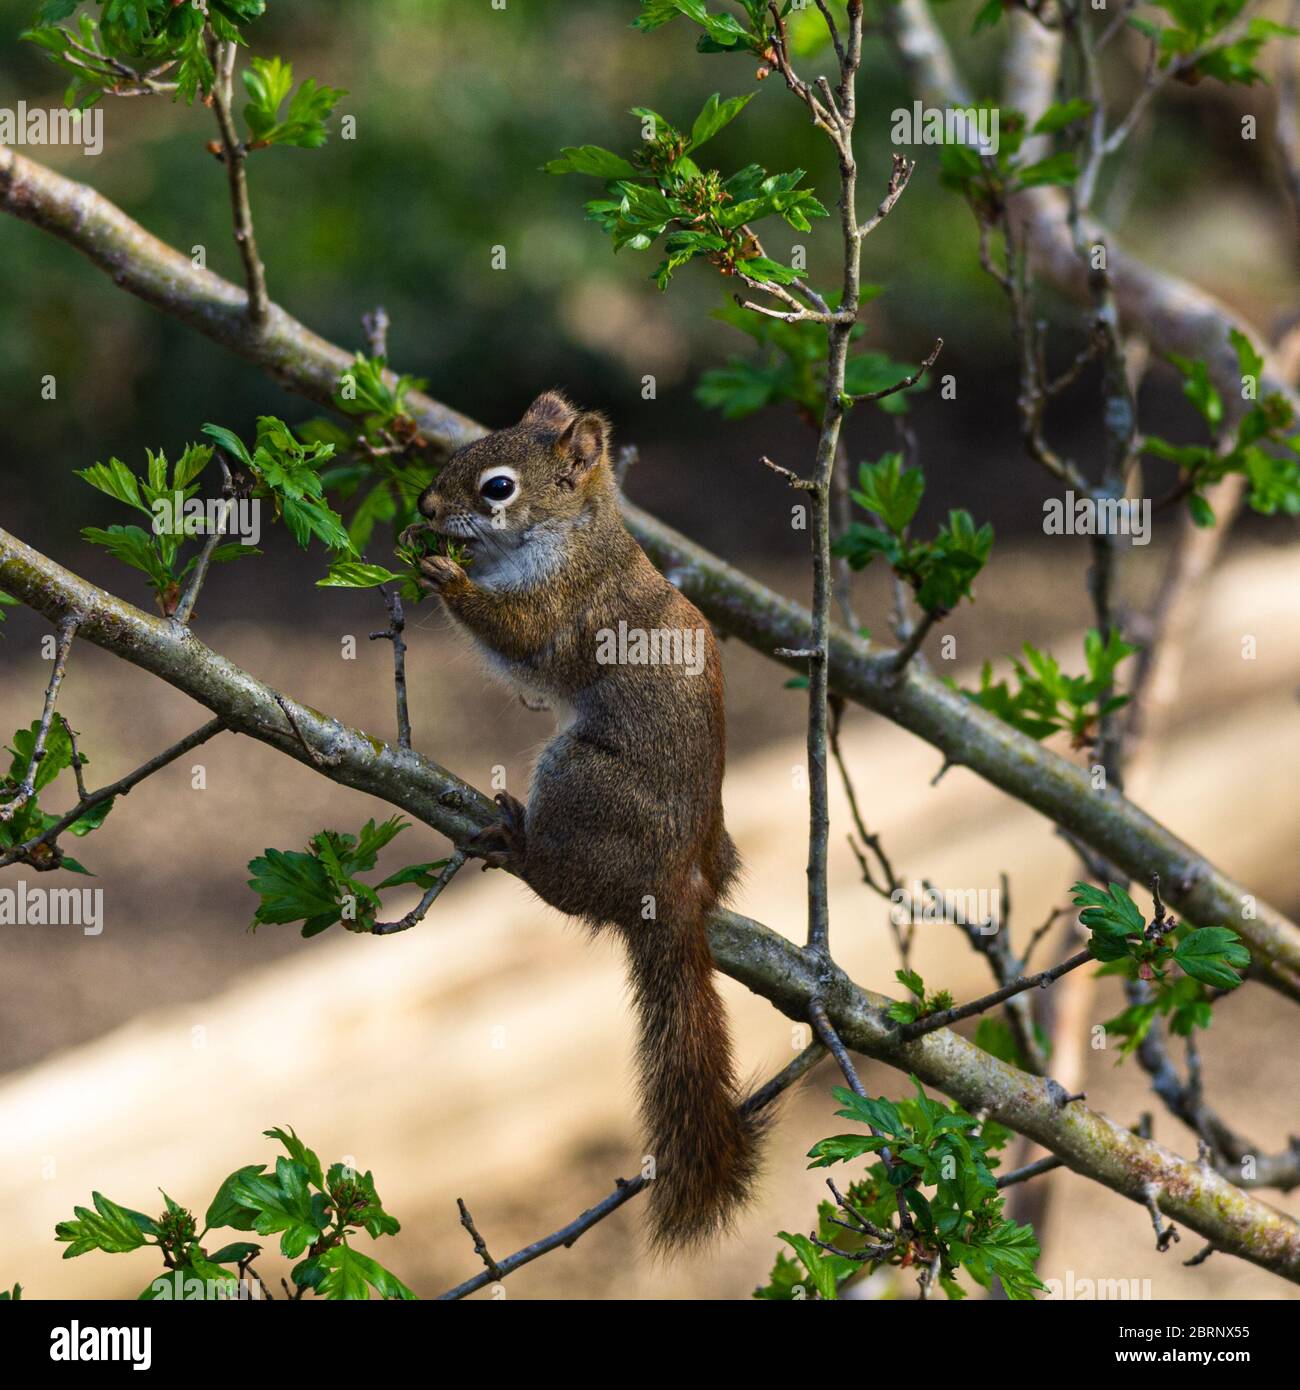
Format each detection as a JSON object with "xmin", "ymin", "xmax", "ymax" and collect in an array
[{"xmin": 0, "ymin": 0, "xmax": 1292, "ymax": 562}]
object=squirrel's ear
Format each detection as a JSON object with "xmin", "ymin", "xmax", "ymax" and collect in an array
[
  {"xmin": 554, "ymin": 412, "xmax": 609, "ymax": 486},
  {"xmin": 521, "ymin": 391, "xmax": 576, "ymax": 429}
]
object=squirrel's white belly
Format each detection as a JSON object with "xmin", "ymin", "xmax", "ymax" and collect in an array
[{"xmin": 464, "ymin": 634, "xmax": 577, "ymax": 731}]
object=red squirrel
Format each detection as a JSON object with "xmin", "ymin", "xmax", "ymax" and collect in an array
[{"xmin": 416, "ymin": 391, "xmax": 763, "ymax": 1250}]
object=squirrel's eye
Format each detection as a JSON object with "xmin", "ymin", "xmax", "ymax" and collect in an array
[{"xmin": 480, "ymin": 475, "xmax": 516, "ymax": 504}]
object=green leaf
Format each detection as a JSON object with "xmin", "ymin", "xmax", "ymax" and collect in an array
[
  {"xmin": 205, "ymin": 1166, "xmax": 267, "ymax": 1233},
  {"xmin": 896, "ymin": 967, "xmax": 925, "ymax": 999},
  {"xmin": 7, "ymin": 717, "xmax": 73, "ymax": 795},
  {"xmin": 1031, "ymin": 99, "xmax": 1093, "ymax": 135},
  {"xmin": 74, "ymin": 459, "xmax": 149, "ymax": 514},
  {"xmin": 281, "ymin": 496, "xmax": 353, "ymax": 554},
  {"xmin": 55, "ymin": 1192, "xmax": 154, "ymax": 1258},
  {"xmin": 1173, "ymin": 927, "xmax": 1250, "ymax": 989},
  {"xmin": 265, "ymin": 1126, "xmax": 326, "ymax": 1190},
  {"xmin": 1014, "ymin": 152, "xmax": 1080, "ymax": 187},
  {"xmin": 375, "ymin": 859, "xmax": 449, "ymax": 891},
  {"xmin": 971, "ymin": 0, "xmax": 1005, "ymax": 32},
  {"xmin": 247, "ymin": 847, "xmax": 340, "ymax": 933},
  {"xmin": 852, "ymin": 454, "xmax": 924, "ymax": 533},
  {"xmin": 82, "ymin": 525, "xmax": 174, "ymax": 594},
  {"xmin": 687, "ymin": 91, "xmax": 754, "ymax": 151},
  {"xmin": 242, "ymin": 58, "xmax": 345, "ymax": 149},
  {"xmin": 1168, "ymin": 353, "xmax": 1224, "ymax": 426},
  {"xmin": 229, "ymin": 1158, "xmax": 328, "ymax": 1260},
  {"xmin": 737, "ymin": 256, "xmax": 798, "ymax": 285},
  {"xmin": 1072, "ymin": 881, "xmax": 1146, "ymax": 948},
  {"xmin": 831, "ymin": 1087, "xmax": 905, "ymax": 1138},
  {"xmin": 544, "ymin": 145, "xmax": 638, "ymax": 178},
  {"xmin": 317, "ymin": 561, "xmax": 403, "ymax": 589},
  {"xmin": 776, "ymin": 1232, "xmax": 839, "ymax": 1300},
  {"xmin": 317, "ymin": 1244, "xmax": 416, "ymax": 1300},
  {"xmin": 807, "ymin": 1132, "xmax": 889, "ymax": 1166},
  {"xmin": 1228, "ymin": 327, "xmax": 1265, "ymax": 386},
  {"xmin": 200, "ymin": 424, "xmax": 254, "ymax": 469}
]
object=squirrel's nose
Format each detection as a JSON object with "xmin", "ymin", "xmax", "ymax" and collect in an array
[{"xmin": 417, "ymin": 486, "xmax": 441, "ymax": 520}]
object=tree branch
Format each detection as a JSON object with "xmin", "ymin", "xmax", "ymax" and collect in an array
[{"xmin": 2, "ymin": 529, "xmax": 1298, "ymax": 1283}]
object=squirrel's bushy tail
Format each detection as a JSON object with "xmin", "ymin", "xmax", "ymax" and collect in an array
[{"xmin": 622, "ymin": 913, "xmax": 766, "ymax": 1253}]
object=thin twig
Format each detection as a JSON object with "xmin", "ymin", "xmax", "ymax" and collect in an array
[
  {"xmin": 456, "ymin": 1198, "xmax": 503, "ymax": 1281},
  {"xmin": 436, "ymin": 1039, "xmax": 828, "ymax": 1300},
  {"xmin": 0, "ymin": 613, "xmax": 78, "ymax": 824},
  {"xmin": 809, "ymin": 996, "xmax": 866, "ymax": 1097},
  {"xmin": 205, "ymin": 32, "xmax": 269, "ymax": 326},
  {"xmin": 898, "ymin": 949, "xmax": 1093, "ymax": 1042},
  {"xmin": 368, "ymin": 586, "xmax": 411, "ymax": 749},
  {"xmin": 274, "ymin": 693, "xmax": 341, "ymax": 767},
  {"xmin": 365, "ymin": 851, "xmax": 468, "ymax": 935},
  {"xmin": 996, "ymin": 1154, "xmax": 1063, "ymax": 1188},
  {"xmin": 174, "ymin": 463, "xmax": 235, "ymax": 626},
  {"xmin": 888, "ymin": 608, "xmax": 941, "ymax": 676},
  {"xmin": 0, "ymin": 718, "xmax": 227, "ymax": 867},
  {"xmin": 1143, "ymin": 1182, "xmax": 1180, "ymax": 1252},
  {"xmin": 363, "ymin": 305, "xmax": 390, "ymax": 359},
  {"xmin": 847, "ymin": 338, "xmax": 943, "ymax": 403}
]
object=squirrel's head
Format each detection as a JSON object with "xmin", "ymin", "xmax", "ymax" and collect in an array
[{"xmin": 416, "ymin": 392, "xmax": 614, "ymax": 591}]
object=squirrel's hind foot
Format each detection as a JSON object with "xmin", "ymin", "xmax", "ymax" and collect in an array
[{"xmin": 467, "ymin": 792, "xmax": 527, "ymax": 872}]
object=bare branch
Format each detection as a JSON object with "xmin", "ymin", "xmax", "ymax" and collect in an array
[
  {"xmin": 898, "ymin": 949, "xmax": 1093, "ymax": 1042},
  {"xmin": 364, "ymin": 850, "xmax": 468, "ymax": 936},
  {"xmin": 368, "ymin": 587, "xmax": 412, "ymax": 750},
  {"xmin": 204, "ymin": 32, "xmax": 269, "ymax": 326},
  {"xmin": 0, "ymin": 613, "xmax": 78, "ymax": 824}
]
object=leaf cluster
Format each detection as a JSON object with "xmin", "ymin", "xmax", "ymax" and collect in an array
[
  {"xmin": 959, "ymin": 627, "xmax": 1136, "ymax": 746},
  {"xmin": 55, "ymin": 1127, "xmax": 413, "ymax": 1300},
  {"xmin": 76, "ymin": 444, "xmax": 258, "ymax": 617},
  {"xmin": 1, "ymin": 717, "xmax": 114, "ymax": 872},
  {"xmin": 247, "ymin": 816, "xmax": 448, "ymax": 938},
  {"xmin": 547, "ymin": 89, "xmax": 826, "ymax": 289},
  {"xmin": 1072, "ymin": 881, "xmax": 1250, "ymax": 1056},
  {"xmin": 1144, "ymin": 331, "xmax": 1300, "ymax": 524},
  {"xmin": 757, "ymin": 1082, "xmax": 1043, "ymax": 1300},
  {"xmin": 833, "ymin": 454, "xmax": 994, "ymax": 615},
  {"xmin": 25, "ymin": 0, "xmax": 266, "ymax": 107}
]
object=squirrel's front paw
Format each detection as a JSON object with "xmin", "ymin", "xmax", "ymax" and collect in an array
[
  {"xmin": 418, "ymin": 554, "xmax": 468, "ymax": 594},
  {"xmin": 467, "ymin": 792, "xmax": 527, "ymax": 872}
]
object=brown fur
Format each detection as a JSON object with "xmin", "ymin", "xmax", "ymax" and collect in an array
[{"xmin": 417, "ymin": 392, "xmax": 763, "ymax": 1249}]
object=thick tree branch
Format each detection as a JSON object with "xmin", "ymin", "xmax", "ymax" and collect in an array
[
  {"xmin": 1, "ymin": 530, "xmax": 1298, "ymax": 1283},
  {"xmin": 0, "ymin": 145, "xmax": 480, "ymax": 458}
]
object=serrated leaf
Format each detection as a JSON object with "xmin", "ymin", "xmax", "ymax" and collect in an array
[{"xmin": 317, "ymin": 1244, "xmax": 416, "ymax": 1300}]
